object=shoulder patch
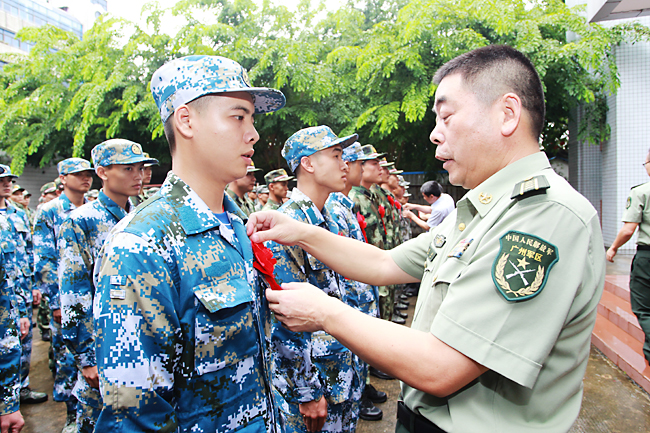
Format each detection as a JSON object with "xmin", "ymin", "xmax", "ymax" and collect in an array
[
  {"xmin": 511, "ymin": 175, "xmax": 550, "ymax": 200},
  {"xmin": 492, "ymin": 231, "xmax": 558, "ymax": 302},
  {"xmin": 626, "ymin": 196, "xmax": 632, "ymax": 209}
]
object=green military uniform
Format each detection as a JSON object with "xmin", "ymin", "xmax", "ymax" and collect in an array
[
  {"xmin": 390, "ymin": 153, "xmax": 605, "ymax": 432},
  {"xmin": 622, "ymin": 181, "xmax": 650, "ymax": 363},
  {"xmin": 226, "ymin": 187, "xmax": 257, "ymax": 216},
  {"xmin": 261, "ymin": 198, "xmax": 282, "ymax": 211}
]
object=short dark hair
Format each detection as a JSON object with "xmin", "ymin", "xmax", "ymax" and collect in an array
[
  {"xmin": 163, "ymin": 95, "xmax": 217, "ymax": 156},
  {"xmin": 421, "ymin": 180, "xmax": 442, "ymax": 197},
  {"xmin": 433, "ymin": 45, "xmax": 545, "ymax": 140}
]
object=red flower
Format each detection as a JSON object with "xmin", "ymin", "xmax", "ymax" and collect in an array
[
  {"xmin": 387, "ymin": 196, "xmax": 394, "ymax": 206},
  {"xmin": 356, "ymin": 212, "xmax": 368, "ymax": 243},
  {"xmin": 251, "ymin": 241, "xmax": 282, "ymax": 290}
]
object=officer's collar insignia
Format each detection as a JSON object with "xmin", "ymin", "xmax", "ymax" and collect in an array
[
  {"xmin": 434, "ymin": 234, "xmax": 446, "ymax": 248},
  {"xmin": 492, "ymin": 231, "xmax": 558, "ymax": 302},
  {"xmin": 426, "ymin": 244, "xmax": 436, "ymax": 262},
  {"xmin": 478, "ymin": 192, "xmax": 492, "ymax": 204},
  {"xmin": 448, "ymin": 238, "xmax": 473, "ymax": 258},
  {"xmin": 626, "ymin": 196, "xmax": 632, "ymax": 209},
  {"xmin": 511, "ymin": 175, "xmax": 550, "ymax": 200}
]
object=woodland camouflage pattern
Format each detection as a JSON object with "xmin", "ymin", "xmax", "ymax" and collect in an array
[{"xmin": 93, "ymin": 172, "xmax": 277, "ymax": 432}]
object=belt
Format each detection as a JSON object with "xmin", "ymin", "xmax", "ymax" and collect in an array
[
  {"xmin": 397, "ymin": 401, "xmax": 447, "ymax": 433},
  {"xmin": 637, "ymin": 245, "xmax": 650, "ymax": 251}
]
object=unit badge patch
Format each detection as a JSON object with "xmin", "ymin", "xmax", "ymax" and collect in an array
[
  {"xmin": 626, "ymin": 196, "xmax": 632, "ymax": 209},
  {"xmin": 434, "ymin": 234, "xmax": 446, "ymax": 248},
  {"xmin": 492, "ymin": 231, "xmax": 558, "ymax": 302}
]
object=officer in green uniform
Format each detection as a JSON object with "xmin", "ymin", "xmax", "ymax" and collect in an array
[
  {"xmin": 607, "ymin": 149, "xmax": 650, "ymax": 364},
  {"xmin": 227, "ymin": 162, "xmax": 261, "ymax": 216},
  {"xmin": 262, "ymin": 168, "xmax": 293, "ymax": 211},
  {"xmin": 249, "ymin": 45, "xmax": 605, "ymax": 433}
]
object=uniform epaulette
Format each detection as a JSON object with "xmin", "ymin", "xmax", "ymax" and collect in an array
[
  {"xmin": 511, "ymin": 175, "xmax": 550, "ymax": 200},
  {"xmin": 630, "ymin": 183, "xmax": 645, "ymax": 190}
]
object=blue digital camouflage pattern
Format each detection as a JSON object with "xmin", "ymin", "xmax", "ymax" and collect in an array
[
  {"xmin": 33, "ymin": 192, "xmax": 84, "ymax": 402},
  {"xmin": 91, "ymin": 139, "xmax": 158, "ymax": 167},
  {"xmin": 282, "ymin": 126, "xmax": 358, "ymax": 172},
  {"xmin": 59, "ymin": 191, "xmax": 131, "ymax": 431},
  {"xmin": 266, "ymin": 188, "xmax": 360, "ymax": 433},
  {"xmin": 57, "ymin": 158, "xmax": 93, "ymax": 176},
  {"xmin": 93, "ymin": 172, "xmax": 277, "ymax": 432},
  {"xmin": 341, "ymin": 142, "xmax": 376, "ymax": 163},
  {"xmin": 0, "ymin": 201, "xmax": 34, "ymax": 389},
  {"xmin": 0, "ymin": 164, "xmax": 17, "ymax": 179},
  {"xmin": 0, "ymin": 235, "xmax": 21, "ymax": 416},
  {"xmin": 151, "ymin": 55, "xmax": 286, "ymax": 122}
]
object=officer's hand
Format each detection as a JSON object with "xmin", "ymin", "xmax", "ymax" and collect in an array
[
  {"xmin": 52, "ymin": 309, "xmax": 61, "ymax": 324},
  {"xmin": 19, "ymin": 318, "xmax": 29, "ymax": 340},
  {"xmin": 402, "ymin": 209, "xmax": 414, "ymax": 220},
  {"xmin": 82, "ymin": 366, "xmax": 100, "ymax": 389},
  {"xmin": 32, "ymin": 289, "xmax": 42, "ymax": 306},
  {"xmin": 246, "ymin": 211, "xmax": 304, "ymax": 245},
  {"xmin": 0, "ymin": 409, "xmax": 25, "ymax": 433},
  {"xmin": 266, "ymin": 283, "xmax": 338, "ymax": 333},
  {"xmin": 299, "ymin": 397, "xmax": 327, "ymax": 432},
  {"xmin": 403, "ymin": 202, "xmax": 415, "ymax": 211},
  {"xmin": 606, "ymin": 247, "xmax": 617, "ymax": 263}
]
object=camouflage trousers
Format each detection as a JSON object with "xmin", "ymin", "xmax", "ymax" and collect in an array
[
  {"xmin": 37, "ymin": 297, "xmax": 51, "ymax": 333},
  {"xmin": 73, "ymin": 371, "xmax": 102, "ymax": 433},
  {"xmin": 51, "ymin": 319, "xmax": 77, "ymax": 402},
  {"xmin": 20, "ymin": 306, "xmax": 33, "ymax": 388},
  {"xmin": 377, "ymin": 285, "xmax": 395, "ymax": 320},
  {"xmin": 280, "ymin": 398, "xmax": 360, "ymax": 433}
]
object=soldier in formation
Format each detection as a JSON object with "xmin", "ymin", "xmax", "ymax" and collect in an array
[
  {"xmin": 263, "ymin": 168, "xmax": 293, "ymax": 211},
  {"xmin": 227, "ymin": 161, "xmax": 262, "ymax": 216}
]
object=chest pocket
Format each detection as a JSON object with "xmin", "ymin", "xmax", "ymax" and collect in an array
[
  {"xmin": 193, "ymin": 274, "xmax": 259, "ymax": 377},
  {"xmin": 14, "ymin": 219, "xmax": 28, "ymax": 234},
  {"xmin": 0, "ymin": 240, "xmax": 15, "ymax": 254}
]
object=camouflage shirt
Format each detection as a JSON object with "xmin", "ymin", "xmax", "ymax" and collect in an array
[
  {"xmin": 325, "ymin": 193, "xmax": 379, "ymax": 317},
  {"xmin": 226, "ymin": 187, "xmax": 257, "ymax": 216},
  {"xmin": 93, "ymin": 172, "xmax": 277, "ymax": 432},
  {"xmin": 0, "ymin": 215, "xmax": 22, "ymax": 416},
  {"xmin": 371, "ymin": 185, "xmax": 400, "ymax": 249},
  {"xmin": 267, "ymin": 188, "xmax": 357, "ymax": 406},
  {"xmin": 33, "ymin": 193, "xmax": 85, "ymax": 310},
  {"xmin": 261, "ymin": 198, "xmax": 282, "ymax": 212},
  {"xmin": 349, "ymin": 186, "xmax": 385, "ymax": 250},
  {"xmin": 0, "ymin": 202, "xmax": 33, "ymax": 314},
  {"xmin": 59, "ymin": 191, "xmax": 131, "ymax": 371}
]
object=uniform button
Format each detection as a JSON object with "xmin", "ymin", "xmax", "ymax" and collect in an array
[{"xmin": 458, "ymin": 223, "xmax": 466, "ymax": 231}]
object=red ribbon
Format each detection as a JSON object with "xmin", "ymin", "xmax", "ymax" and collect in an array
[
  {"xmin": 251, "ymin": 241, "xmax": 282, "ymax": 290},
  {"xmin": 387, "ymin": 196, "xmax": 394, "ymax": 206},
  {"xmin": 378, "ymin": 205, "xmax": 387, "ymax": 234},
  {"xmin": 395, "ymin": 201, "xmax": 402, "ymax": 210},
  {"xmin": 356, "ymin": 212, "xmax": 368, "ymax": 243}
]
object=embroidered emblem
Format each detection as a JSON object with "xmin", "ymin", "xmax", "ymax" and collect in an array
[
  {"xmin": 492, "ymin": 231, "xmax": 558, "ymax": 302},
  {"xmin": 242, "ymin": 69, "xmax": 252, "ymax": 87},
  {"xmin": 110, "ymin": 275, "xmax": 126, "ymax": 286},
  {"xmin": 131, "ymin": 144, "xmax": 143, "ymax": 155},
  {"xmin": 448, "ymin": 238, "xmax": 473, "ymax": 258},
  {"xmin": 80, "ymin": 160, "xmax": 90, "ymax": 168},
  {"xmin": 434, "ymin": 234, "xmax": 446, "ymax": 248},
  {"xmin": 626, "ymin": 196, "xmax": 632, "ymax": 209},
  {"xmin": 478, "ymin": 192, "xmax": 492, "ymax": 204}
]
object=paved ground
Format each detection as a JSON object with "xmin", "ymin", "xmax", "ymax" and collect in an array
[{"xmin": 20, "ymin": 254, "xmax": 650, "ymax": 433}]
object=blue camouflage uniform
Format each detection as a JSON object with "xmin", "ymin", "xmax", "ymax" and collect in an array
[
  {"xmin": 267, "ymin": 188, "xmax": 361, "ymax": 433},
  {"xmin": 93, "ymin": 173, "xmax": 279, "ymax": 432},
  {"xmin": 0, "ymin": 210, "xmax": 23, "ymax": 417},
  {"xmin": 33, "ymin": 192, "xmax": 83, "ymax": 405}
]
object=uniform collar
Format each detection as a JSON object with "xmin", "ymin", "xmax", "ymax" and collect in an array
[
  {"xmin": 464, "ymin": 152, "xmax": 552, "ymax": 218},
  {"xmin": 352, "ymin": 185, "xmax": 373, "ymax": 199},
  {"xmin": 97, "ymin": 190, "xmax": 129, "ymax": 221},
  {"xmin": 59, "ymin": 192, "xmax": 74, "ymax": 212},
  {"xmin": 333, "ymin": 192, "xmax": 354, "ymax": 210},
  {"xmin": 288, "ymin": 188, "xmax": 325, "ymax": 226}
]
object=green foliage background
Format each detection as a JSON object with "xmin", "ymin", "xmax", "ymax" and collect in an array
[{"xmin": 1, "ymin": 0, "xmax": 648, "ymax": 176}]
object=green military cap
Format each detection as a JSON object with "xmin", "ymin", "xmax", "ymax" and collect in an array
[
  {"xmin": 247, "ymin": 162, "xmax": 263, "ymax": 173},
  {"xmin": 143, "ymin": 152, "xmax": 160, "ymax": 168},
  {"xmin": 11, "ymin": 184, "xmax": 25, "ymax": 194},
  {"xmin": 389, "ymin": 166, "xmax": 403, "ymax": 175},
  {"xmin": 378, "ymin": 157, "xmax": 393, "ymax": 168},
  {"xmin": 358, "ymin": 145, "xmax": 385, "ymax": 160},
  {"xmin": 23, "ymin": 190, "xmax": 31, "ymax": 198},
  {"xmin": 54, "ymin": 178, "xmax": 63, "ymax": 189},
  {"xmin": 41, "ymin": 182, "xmax": 57, "ymax": 195},
  {"xmin": 264, "ymin": 168, "xmax": 294, "ymax": 185},
  {"xmin": 257, "ymin": 185, "xmax": 269, "ymax": 194}
]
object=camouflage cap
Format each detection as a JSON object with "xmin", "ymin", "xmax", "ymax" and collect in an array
[
  {"xmin": 397, "ymin": 175, "xmax": 410, "ymax": 187},
  {"xmin": 256, "ymin": 185, "xmax": 269, "ymax": 194},
  {"xmin": 91, "ymin": 139, "xmax": 158, "ymax": 168},
  {"xmin": 342, "ymin": 142, "xmax": 377, "ymax": 163},
  {"xmin": 23, "ymin": 190, "xmax": 31, "ymax": 198},
  {"xmin": 0, "ymin": 164, "xmax": 17, "ymax": 179},
  {"xmin": 247, "ymin": 161, "xmax": 263, "ymax": 173},
  {"xmin": 403, "ymin": 191, "xmax": 412, "ymax": 197},
  {"xmin": 264, "ymin": 168, "xmax": 294, "ymax": 185},
  {"xmin": 57, "ymin": 158, "xmax": 94, "ymax": 175},
  {"xmin": 358, "ymin": 145, "xmax": 385, "ymax": 160},
  {"xmin": 41, "ymin": 182, "xmax": 57, "ymax": 195},
  {"xmin": 379, "ymin": 157, "xmax": 393, "ymax": 168},
  {"xmin": 151, "ymin": 55, "xmax": 286, "ymax": 123},
  {"xmin": 282, "ymin": 126, "xmax": 358, "ymax": 172},
  {"xmin": 85, "ymin": 189, "xmax": 99, "ymax": 199},
  {"xmin": 389, "ymin": 166, "xmax": 403, "ymax": 175},
  {"xmin": 11, "ymin": 184, "xmax": 24, "ymax": 194},
  {"xmin": 54, "ymin": 177, "xmax": 63, "ymax": 189},
  {"xmin": 143, "ymin": 153, "xmax": 159, "ymax": 168}
]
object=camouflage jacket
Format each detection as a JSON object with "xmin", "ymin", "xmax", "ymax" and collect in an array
[
  {"xmin": 0, "ymin": 244, "xmax": 21, "ymax": 416},
  {"xmin": 261, "ymin": 198, "xmax": 282, "ymax": 212},
  {"xmin": 93, "ymin": 172, "xmax": 277, "ymax": 433},
  {"xmin": 226, "ymin": 187, "xmax": 257, "ymax": 216},
  {"xmin": 371, "ymin": 185, "xmax": 400, "ymax": 249},
  {"xmin": 33, "ymin": 193, "xmax": 85, "ymax": 310},
  {"xmin": 0, "ymin": 202, "xmax": 33, "ymax": 314},
  {"xmin": 59, "ymin": 191, "xmax": 130, "ymax": 371},
  {"xmin": 324, "ymin": 193, "xmax": 379, "ymax": 317},
  {"xmin": 267, "ymin": 188, "xmax": 357, "ymax": 406},
  {"xmin": 349, "ymin": 186, "xmax": 385, "ymax": 250}
]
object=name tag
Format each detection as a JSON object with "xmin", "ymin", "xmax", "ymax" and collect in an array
[
  {"xmin": 110, "ymin": 275, "xmax": 126, "ymax": 286},
  {"xmin": 110, "ymin": 289, "xmax": 126, "ymax": 300}
]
